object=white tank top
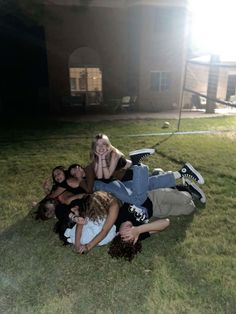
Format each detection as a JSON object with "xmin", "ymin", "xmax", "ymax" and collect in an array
[{"xmin": 64, "ymin": 218, "xmax": 116, "ymax": 246}]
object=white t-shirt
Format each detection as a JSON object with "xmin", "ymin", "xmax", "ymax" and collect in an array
[{"xmin": 64, "ymin": 218, "xmax": 116, "ymax": 246}]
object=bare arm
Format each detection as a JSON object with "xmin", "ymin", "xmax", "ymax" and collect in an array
[
  {"xmin": 124, "ymin": 159, "xmax": 132, "ymax": 169},
  {"xmin": 83, "ymin": 163, "xmax": 95, "ymax": 193},
  {"xmin": 43, "ymin": 177, "xmax": 52, "ymax": 194},
  {"xmin": 79, "ymin": 200, "xmax": 120, "ymax": 253},
  {"xmin": 101, "ymin": 151, "xmax": 121, "ymax": 179},
  {"xmin": 120, "ymin": 219, "xmax": 170, "ymax": 244},
  {"xmin": 75, "ymin": 223, "xmax": 83, "ymax": 252},
  {"xmin": 64, "ymin": 193, "xmax": 86, "ymax": 205},
  {"xmin": 94, "ymin": 154, "xmax": 104, "ymax": 179},
  {"xmin": 47, "ymin": 186, "xmax": 66, "ymax": 199}
]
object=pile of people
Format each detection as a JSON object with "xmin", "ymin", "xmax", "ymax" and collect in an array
[{"xmin": 35, "ymin": 133, "xmax": 206, "ymax": 261}]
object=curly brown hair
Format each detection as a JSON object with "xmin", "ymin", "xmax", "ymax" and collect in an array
[
  {"xmin": 108, "ymin": 234, "xmax": 142, "ymax": 262},
  {"xmin": 85, "ymin": 191, "xmax": 115, "ymax": 222}
]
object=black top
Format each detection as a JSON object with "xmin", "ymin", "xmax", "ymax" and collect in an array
[
  {"xmin": 55, "ymin": 199, "xmax": 85, "ymax": 222},
  {"xmin": 55, "ymin": 203, "xmax": 71, "ymax": 222},
  {"xmin": 96, "ymin": 156, "xmax": 133, "ymax": 183},
  {"xmin": 116, "ymin": 156, "xmax": 127, "ymax": 170},
  {"xmin": 115, "ymin": 197, "xmax": 153, "ymax": 241},
  {"xmin": 120, "ymin": 168, "xmax": 133, "ymax": 181},
  {"xmin": 58, "ymin": 180, "xmax": 87, "ymax": 194}
]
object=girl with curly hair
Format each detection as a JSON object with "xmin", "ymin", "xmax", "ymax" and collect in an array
[
  {"xmin": 57, "ymin": 180, "xmax": 205, "ymax": 258},
  {"xmin": 107, "ymin": 194, "xmax": 170, "ymax": 261},
  {"xmin": 108, "ymin": 219, "xmax": 170, "ymax": 262},
  {"xmin": 62, "ymin": 191, "xmax": 120, "ymax": 254}
]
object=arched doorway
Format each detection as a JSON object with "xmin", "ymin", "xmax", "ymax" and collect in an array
[{"xmin": 69, "ymin": 47, "xmax": 102, "ymax": 110}]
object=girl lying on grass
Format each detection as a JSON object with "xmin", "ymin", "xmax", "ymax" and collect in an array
[
  {"xmin": 54, "ymin": 180, "xmax": 205, "ymax": 257},
  {"xmin": 35, "ymin": 164, "xmax": 93, "ymax": 220},
  {"xmin": 38, "ymin": 133, "xmax": 204, "ymax": 219},
  {"xmin": 55, "ymin": 192, "xmax": 120, "ymax": 252},
  {"xmin": 43, "ymin": 164, "xmax": 94, "ymax": 202}
]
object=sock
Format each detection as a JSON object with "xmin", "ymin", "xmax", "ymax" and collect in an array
[{"xmin": 173, "ymin": 171, "xmax": 181, "ymax": 179}]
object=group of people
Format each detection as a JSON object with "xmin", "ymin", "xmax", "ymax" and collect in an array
[{"xmin": 35, "ymin": 133, "xmax": 206, "ymax": 261}]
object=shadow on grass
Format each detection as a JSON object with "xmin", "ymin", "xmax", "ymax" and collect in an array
[
  {"xmin": 157, "ymin": 150, "xmax": 236, "ymax": 184},
  {"xmin": 0, "ymin": 206, "xmax": 233, "ymax": 313},
  {"xmin": 0, "ymin": 208, "xmax": 193, "ymax": 312},
  {"xmin": 145, "ymin": 207, "xmax": 234, "ymax": 312}
]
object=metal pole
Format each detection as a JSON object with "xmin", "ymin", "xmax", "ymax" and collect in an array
[{"xmin": 177, "ymin": 58, "xmax": 188, "ymax": 131}]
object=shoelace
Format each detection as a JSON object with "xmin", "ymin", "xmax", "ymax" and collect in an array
[
  {"xmin": 139, "ymin": 153, "xmax": 151, "ymax": 162},
  {"xmin": 181, "ymin": 167, "xmax": 198, "ymax": 182}
]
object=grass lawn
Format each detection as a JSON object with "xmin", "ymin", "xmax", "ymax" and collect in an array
[{"xmin": 0, "ymin": 115, "xmax": 235, "ymax": 314}]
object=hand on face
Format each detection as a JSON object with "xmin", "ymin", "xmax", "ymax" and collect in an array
[
  {"xmin": 69, "ymin": 206, "xmax": 86, "ymax": 224},
  {"xmin": 74, "ymin": 216, "xmax": 86, "ymax": 225},
  {"xmin": 71, "ymin": 206, "xmax": 79, "ymax": 216},
  {"xmin": 119, "ymin": 221, "xmax": 139, "ymax": 244}
]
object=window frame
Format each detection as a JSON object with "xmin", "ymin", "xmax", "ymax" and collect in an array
[
  {"xmin": 150, "ymin": 71, "xmax": 170, "ymax": 92},
  {"xmin": 69, "ymin": 67, "xmax": 102, "ymax": 94}
]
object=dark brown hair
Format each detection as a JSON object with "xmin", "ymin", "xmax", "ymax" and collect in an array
[
  {"xmin": 67, "ymin": 163, "xmax": 84, "ymax": 178},
  {"xmin": 34, "ymin": 198, "xmax": 58, "ymax": 221},
  {"xmin": 52, "ymin": 166, "xmax": 67, "ymax": 184},
  {"xmin": 108, "ymin": 234, "xmax": 142, "ymax": 262}
]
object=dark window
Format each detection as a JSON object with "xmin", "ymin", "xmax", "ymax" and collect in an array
[{"xmin": 151, "ymin": 72, "xmax": 170, "ymax": 91}]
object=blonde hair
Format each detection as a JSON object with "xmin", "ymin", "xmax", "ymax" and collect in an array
[
  {"xmin": 90, "ymin": 133, "xmax": 123, "ymax": 162},
  {"xmin": 85, "ymin": 191, "xmax": 115, "ymax": 222}
]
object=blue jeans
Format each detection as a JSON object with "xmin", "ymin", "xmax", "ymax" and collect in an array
[{"xmin": 93, "ymin": 164, "xmax": 176, "ymax": 206}]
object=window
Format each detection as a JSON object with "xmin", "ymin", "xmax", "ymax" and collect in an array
[
  {"xmin": 151, "ymin": 71, "xmax": 170, "ymax": 91},
  {"xmin": 70, "ymin": 78, "xmax": 77, "ymax": 91},
  {"xmin": 69, "ymin": 67, "xmax": 102, "ymax": 95}
]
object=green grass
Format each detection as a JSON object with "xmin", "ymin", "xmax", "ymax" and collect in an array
[{"xmin": 0, "ymin": 115, "xmax": 236, "ymax": 313}]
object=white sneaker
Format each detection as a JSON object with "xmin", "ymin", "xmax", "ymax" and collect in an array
[
  {"xmin": 152, "ymin": 168, "xmax": 164, "ymax": 175},
  {"xmin": 185, "ymin": 179, "xmax": 206, "ymax": 204}
]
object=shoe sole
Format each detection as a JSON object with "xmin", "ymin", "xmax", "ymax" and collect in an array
[
  {"xmin": 185, "ymin": 179, "xmax": 206, "ymax": 203},
  {"xmin": 152, "ymin": 168, "xmax": 164, "ymax": 175},
  {"xmin": 129, "ymin": 148, "xmax": 155, "ymax": 156},
  {"xmin": 185, "ymin": 163, "xmax": 204, "ymax": 185}
]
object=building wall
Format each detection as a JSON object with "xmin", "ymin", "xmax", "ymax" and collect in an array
[
  {"xmin": 43, "ymin": 1, "xmax": 188, "ymax": 111},
  {"xmin": 135, "ymin": 5, "xmax": 187, "ymax": 110}
]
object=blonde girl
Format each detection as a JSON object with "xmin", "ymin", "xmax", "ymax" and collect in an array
[{"xmin": 90, "ymin": 133, "xmax": 132, "ymax": 181}]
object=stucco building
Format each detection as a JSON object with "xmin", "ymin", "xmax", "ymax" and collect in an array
[
  {"xmin": 42, "ymin": 0, "xmax": 188, "ymax": 112},
  {"xmin": 0, "ymin": 0, "xmax": 189, "ymax": 114}
]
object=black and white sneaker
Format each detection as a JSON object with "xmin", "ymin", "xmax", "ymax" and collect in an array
[
  {"xmin": 129, "ymin": 148, "xmax": 155, "ymax": 165},
  {"xmin": 185, "ymin": 179, "xmax": 206, "ymax": 204},
  {"xmin": 179, "ymin": 163, "xmax": 204, "ymax": 185}
]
